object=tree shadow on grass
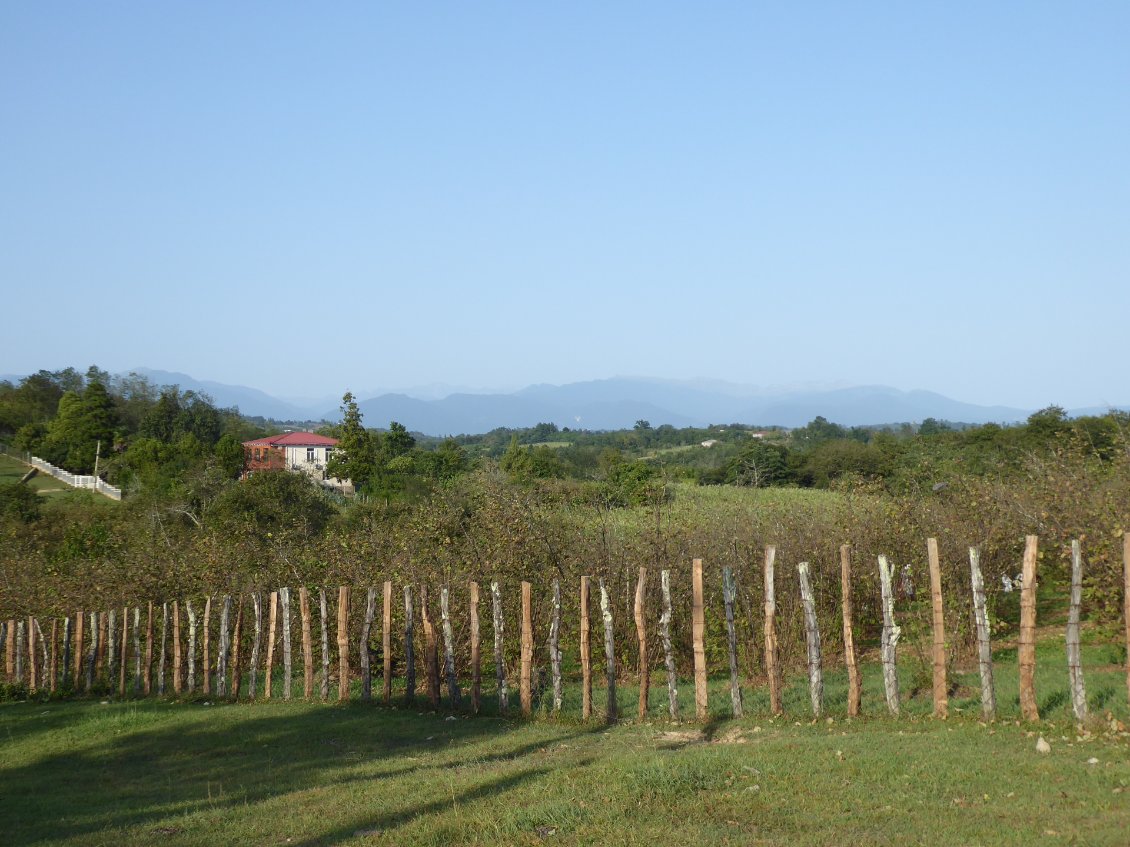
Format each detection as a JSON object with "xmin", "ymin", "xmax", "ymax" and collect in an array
[{"xmin": 0, "ymin": 701, "xmax": 601, "ymax": 846}]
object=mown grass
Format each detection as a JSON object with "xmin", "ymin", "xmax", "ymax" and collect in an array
[
  {"xmin": 0, "ymin": 453, "xmax": 72, "ymax": 497},
  {"xmin": 2, "ymin": 638, "xmax": 1128, "ymax": 846}
]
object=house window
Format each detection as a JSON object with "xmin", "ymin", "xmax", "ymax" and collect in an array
[{"xmin": 307, "ymin": 447, "xmax": 316, "ymax": 463}]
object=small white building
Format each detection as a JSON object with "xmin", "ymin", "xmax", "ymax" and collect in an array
[{"xmin": 242, "ymin": 432, "xmax": 350, "ymax": 490}]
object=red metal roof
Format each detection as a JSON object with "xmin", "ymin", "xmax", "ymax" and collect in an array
[{"xmin": 243, "ymin": 432, "xmax": 339, "ymax": 448}]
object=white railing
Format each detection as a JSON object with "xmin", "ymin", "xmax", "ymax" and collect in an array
[{"xmin": 1, "ymin": 444, "xmax": 122, "ymax": 500}]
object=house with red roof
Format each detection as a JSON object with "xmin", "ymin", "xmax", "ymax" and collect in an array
[{"xmin": 242, "ymin": 431, "xmax": 350, "ymax": 490}]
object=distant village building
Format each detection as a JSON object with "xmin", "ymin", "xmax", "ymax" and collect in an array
[
  {"xmin": 701, "ymin": 439, "xmax": 720, "ymax": 448},
  {"xmin": 242, "ymin": 432, "xmax": 351, "ymax": 491}
]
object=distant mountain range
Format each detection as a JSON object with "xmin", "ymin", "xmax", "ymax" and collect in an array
[{"xmin": 5, "ymin": 369, "xmax": 1123, "ymax": 435}]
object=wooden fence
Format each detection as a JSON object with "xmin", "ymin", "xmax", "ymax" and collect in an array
[{"xmin": 3, "ymin": 534, "xmax": 1130, "ymax": 723}]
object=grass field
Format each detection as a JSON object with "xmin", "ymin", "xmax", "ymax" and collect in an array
[
  {"xmin": 3, "ymin": 640, "xmax": 1128, "ymax": 846},
  {"xmin": 0, "ymin": 452, "xmax": 72, "ymax": 497}
]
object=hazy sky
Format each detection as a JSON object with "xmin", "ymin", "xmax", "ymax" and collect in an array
[{"xmin": 3, "ymin": 3, "xmax": 1127, "ymax": 408}]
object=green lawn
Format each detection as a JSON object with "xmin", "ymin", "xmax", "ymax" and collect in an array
[
  {"xmin": 3, "ymin": 639, "xmax": 1128, "ymax": 846},
  {"xmin": 0, "ymin": 452, "xmax": 72, "ymax": 497}
]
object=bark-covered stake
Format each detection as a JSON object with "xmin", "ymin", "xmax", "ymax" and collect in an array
[
  {"xmin": 264, "ymin": 591, "xmax": 278, "ymax": 699},
  {"xmin": 361, "ymin": 586, "xmax": 377, "ymax": 701},
  {"xmin": 49, "ymin": 618, "xmax": 58, "ymax": 693},
  {"xmin": 85, "ymin": 611, "xmax": 97, "ymax": 692},
  {"xmin": 440, "ymin": 586, "xmax": 461, "ymax": 708},
  {"xmin": 691, "ymin": 558, "xmax": 708, "ymax": 721},
  {"xmin": 337, "ymin": 585, "xmax": 351, "ymax": 701},
  {"xmin": 877, "ymin": 555, "xmax": 901, "ymax": 715},
  {"xmin": 797, "ymin": 562, "xmax": 823, "ymax": 717},
  {"xmin": 73, "ymin": 612, "xmax": 85, "ymax": 690},
  {"xmin": 320, "ymin": 589, "xmax": 330, "ymax": 701},
  {"xmin": 659, "ymin": 569, "xmax": 678, "ymax": 719},
  {"xmin": 202, "ymin": 597, "xmax": 212, "ymax": 696},
  {"xmin": 26, "ymin": 617, "xmax": 37, "ymax": 691},
  {"xmin": 763, "ymin": 546, "xmax": 782, "ymax": 715},
  {"xmin": 4, "ymin": 618, "xmax": 13, "ymax": 680},
  {"xmin": 1018, "ymin": 534, "xmax": 1040, "ymax": 722},
  {"xmin": 520, "ymin": 581, "xmax": 533, "ymax": 716},
  {"xmin": 722, "ymin": 566, "xmax": 742, "ymax": 718},
  {"xmin": 421, "ymin": 586, "xmax": 440, "ymax": 708},
  {"xmin": 14, "ymin": 620, "xmax": 25, "ymax": 685},
  {"xmin": 249, "ymin": 594, "xmax": 262, "ymax": 699},
  {"xmin": 172, "ymin": 601, "xmax": 182, "ymax": 695},
  {"xmin": 158, "ymin": 602, "xmax": 168, "ymax": 696},
  {"xmin": 634, "ymin": 567, "xmax": 649, "ymax": 719},
  {"xmin": 383, "ymin": 581, "xmax": 393, "ymax": 704},
  {"xmin": 404, "ymin": 585, "xmax": 416, "ymax": 704},
  {"xmin": 599, "ymin": 577, "xmax": 617, "ymax": 723},
  {"xmin": 216, "ymin": 595, "xmax": 231, "ymax": 698},
  {"xmin": 490, "ymin": 581, "xmax": 507, "ymax": 713},
  {"xmin": 926, "ymin": 537, "xmax": 948, "ymax": 718},
  {"xmin": 839, "ymin": 544, "xmax": 861, "ymax": 717},
  {"xmin": 299, "ymin": 586, "xmax": 313, "ymax": 699},
  {"xmin": 61, "ymin": 615, "xmax": 73, "ymax": 690},
  {"xmin": 469, "ymin": 581, "xmax": 481, "ymax": 713},
  {"xmin": 106, "ymin": 609, "xmax": 116, "ymax": 685},
  {"xmin": 579, "ymin": 575, "xmax": 592, "ymax": 720},
  {"xmin": 1066, "ymin": 539, "xmax": 1087, "ymax": 722},
  {"xmin": 549, "ymin": 578, "xmax": 563, "ymax": 713},
  {"xmin": 280, "ymin": 587, "xmax": 293, "ymax": 701},
  {"xmin": 132, "ymin": 607, "xmax": 142, "ymax": 694},
  {"xmin": 231, "ymin": 597, "xmax": 243, "ymax": 698},
  {"xmin": 969, "ymin": 547, "xmax": 996, "ymax": 720},
  {"xmin": 119, "ymin": 607, "xmax": 130, "ymax": 697},
  {"xmin": 144, "ymin": 602, "xmax": 154, "ymax": 695},
  {"xmin": 1123, "ymin": 532, "xmax": 1130, "ymax": 708}
]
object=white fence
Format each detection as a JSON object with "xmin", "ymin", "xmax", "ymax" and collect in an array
[{"xmin": 1, "ymin": 444, "xmax": 122, "ymax": 501}]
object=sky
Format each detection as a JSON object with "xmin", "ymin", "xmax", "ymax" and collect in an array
[{"xmin": 2, "ymin": 3, "xmax": 1128, "ymax": 409}]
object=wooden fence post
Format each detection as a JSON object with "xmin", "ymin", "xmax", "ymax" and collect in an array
[
  {"xmin": 144, "ymin": 602, "xmax": 154, "ymax": 696},
  {"xmin": 4, "ymin": 617, "xmax": 13, "ymax": 679},
  {"xmin": 202, "ymin": 597, "xmax": 212, "ymax": 696},
  {"xmin": 132, "ymin": 607, "xmax": 142, "ymax": 694},
  {"xmin": 49, "ymin": 618, "xmax": 58, "ymax": 693},
  {"xmin": 634, "ymin": 567, "xmax": 649, "ymax": 720},
  {"xmin": 337, "ymin": 585, "xmax": 351, "ymax": 701},
  {"xmin": 404, "ymin": 585, "xmax": 415, "ymax": 704},
  {"xmin": 361, "ymin": 586, "xmax": 377, "ymax": 701},
  {"xmin": 469, "ymin": 581, "xmax": 481, "ymax": 713},
  {"xmin": 440, "ymin": 586, "xmax": 461, "ymax": 708},
  {"xmin": 265, "ymin": 591, "xmax": 278, "ymax": 699},
  {"xmin": 722, "ymin": 566, "xmax": 742, "ymax": 718},
  {"xmin": 549, "ymin": 578, "xmax": 562, "ymax": 713},
  {"xmin": 27, "ymin": 616, "xmax": 37, "ymax": 692},
  {"xmin": 248, "ymin": 594, "xmax": 261, "ymax": 699},
  {"xmin": 73, "ymin": 612, "xmax": 85, "ymax": 690},
  {"xmin": 421, "ymin": 586, "xmax": 440, "ymax": 708},
  {"xmin": 98, "ymin": 611, "xmax": 107, "ymax": 680},
  {"xmin": 1067, "ymin": 539, "xmax": 1087, "ymax": 722},
  {"xmin": 1123, "ymin": 532, "xmax": 1130, "ymax": 708},
  {"xmin": 300, "ymin": 587, "xmax": 313, "ymax": 699},
  {"xmin": 840, "ymin": 544, "xmax": 861, "ymax": 717},
  {"xmin": 320, "ymin": 589, "xmax": 330, "ymax": 701},
  {"xmin": 659, "ymin": 569, "xmax": 678, "ymax": 719},
  {"xmin": 119, "ymin": 606, "xmax": 129, "ymax": 697},
  {"xmin": 1018, "ymin": 535, "xmax": 1040, "ymax": 722},
  {"xmin": 599, "ymin": 577, "xmax": 617, "ymax": 723},
  {"xmin": 764, "ymin": 546, "xmax": 782, "ymax": 716},
  {"xmin": 580, "ymin": 576, "xmax": 591, "ymax": 720},
  {"xmin": 383, "ymin": 581, "xmax": 393, "ymax": 704},
  {"xmin": 106, "ymin": 609, "xmax": 115, "ymax": 684},
  {"xmin": 230, "ymin": 597, "xmax": 243, "ymax": 698},
  {"xmin": 878, "ymin": 555, "xmax": 901, "ymax": 715},
  {"xmin": 185, "ymin": 600, "xmax": 197, "ymax": 693},
  {"xmin": 691, "ymin": 558, "xmax": 708, "ymax": 721},
  {"xmin": 172, "ymin": 601, "xmax": 182, "ymax": 695},
  {"xmin": 969, "ymin": 547, "xmax": 996, "ymax": 720},
  {"xmin": 62, "ymin": 615, "xmax": 72, "ymax": 690},
  {"xmin": 490, "ymin": 581, "xmax": 506, "ymax": 713},
  {"xmin": 35, "ymin": 619, "xmax": 48, "ymax": 691},
  {"xmin": 86, "ymin": 611, "xmax": 98, "ymax": 692},
  {"xmin": 280, "ymin": 587, "xmax": 292, "ymax": 701},
  {"xmin": 520, "ymin": 581, "xmax": 533, "ymax": 716},
  {"xmin": 14, "ymin": 620, "xmax": 24, "ymax": 685},
  {"xmin": 158, "ymin": 602, "xmax": 168, "ymax": 696},
  {"xmin": 216, "ymin": 596, "xmax": 231, "ymax": 697},
  {"xmin": 926, "ymin": 538, "xmax": 948, "ymax": 718},
  {"xmin": 797, "ymin": 562, "xmax": 823, "ymax": 717}
]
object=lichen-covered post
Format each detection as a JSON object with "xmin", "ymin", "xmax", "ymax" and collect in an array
[
  {"xmin": 878, "ymin": 555, "xmax": 901, "ymax": 715},
  {"xmin": 361, "ymin": 586, "xmax": 377, "ymax": 701},
  {"xmin": 1123, "ymin": 532, "xmax": 1130, "ymax": 708},
  {"xmin": 248, "ymin": 594, "xmax": 261, "ymax": 699},
  {"xmin": 421, "ymin": 586, "xmax": 440, "ymax": 708},
  {"xmin": 925, "ymin": 538, "xmax": 948, "ymax": 718},
  {"xmin": 1066, "ymin": 539, "xmax": 1087, "ymax": 722},
  {"xmin": 85, "ymin": 611, "xmax": 98, "ymax": 692},
  {"xmin": 659, "ymin": 569, "xmax": 678, "ymax": 719},
  {"xmin": 797, "ymin": 562, "xmax": 823, "ymax": 717},
  {"xmin": 172, "ymin": 601, "xmax": 183, "ymax": 695},
  {"xmin": 299, "ymin": 586, "xmax": 314, "ymax": 699},
  {"xmin": 26, "ymin": 617, "xmax": 36, "ymax": 692},
  {"xmin": 319, "ymin": 589, "xmax": 330, "ymax": 700},
  {"xmin": 579, "ymin": 576, "xmax": 591, "ymax": 720},
  {"xmin": 230, "ymin": 597, "xmax": 243, "ymax": 698},
  {"xmin": 383, "ymin": 581, "xmax": 393, "ymax": 704},
  {"xmin": 763, "ymin": 546, "xmax": 782, "ymax": 715},
  {"xmin": 469, "ymin": 581, "xmax": 481, "ymax": 713},
  {"xmin": 490, "ymin": 581, "xmax": 507, "ymax": 713},
  {"xmin": 14, "ymin": 620, "xmax": 25, "ymax": 685},
  {"xmin": 61, "ymin": 615, "xmax": 73, "ymax": 690},
  {"xmin": 337, "ymin": 585, "xmax": 351, "ymax": 701},
  {"xmin": 4, "ymin": 618, "xmax": 13, "ymax": 680},
  {"xmin": 520, "ymin": 581, "xmax": 533, "ymax": 716},
  {"xmin": 201, "ymin": 597, "xmax": 212, "ymax": 696},
  {"xmin": 106, "ymin": 609, "xmax": 116, "ymax": 685},
  {"xmin": 74, "ymin": 611, "xmax": 85, "ymax": 690},
  {"xmin": 132, "ymin": 607, "xmax": 142, "ymax": 694},
  {"xmin": 157, "ymin": 603, "xmax": 168, "ymax": 696},
  {"xmin": 275, "ymin": 588, "xmax": 289, "ymax": 698},
  {"xmin": 840, "ymin": 544, "xmax": 861, "ymax": 717},
  {"xmin": 722, "ymin": 567, "xmax": 742, "ymax": 718},
  {"xmin": 1018, "ymin": 535, "xmax": 1040, "ymax": 722},
  {"xmin": 968, "ymin": 547, "xmax": 996, "ymax": 720},
  {"xmin": 264, "ymin": 591, "xmax": 277, "ymax": 699},
  {"xmin": 599, "ymin": 578, "xmax": 617, "ymax": 723},
  {"xmin": 404, "ymin": 585, "xmax": 416, "ymax": 704},
  {"xmin": 144, "ymin": 602, "xmax": 154, "ymax": 696},
  {"xmin": 119, "ymin": 606, "xmax": 130, "ymax": 697},
  {"xmin": 634, "ymin": 567, "xmax": 649, "ymax": 719},
  {"xmin": 440, "ymin": 586, "xmax": 461, "ymax": 708},
  {"xmin": 49, "ymin": 618, "xmax": 59, "ymax": 693},
  {"xmin": 549, "ymin": 578, "xmax": 562, "ymax": 713},
  {"xmin": 691, "ymin": 558, "xmax": 708, "ymax": 721},
  {"xmin": 216, "ymin": 596, "xmax": 231, "ymax": 697}
]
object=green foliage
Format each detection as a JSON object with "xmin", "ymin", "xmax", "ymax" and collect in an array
[
  {"xmin": 0, "ymin": 482, "xmax": 41, "ymax": 522},
  {"xmin": 39, "ymin": 381, "xmax": 117, "ymax": 473}
]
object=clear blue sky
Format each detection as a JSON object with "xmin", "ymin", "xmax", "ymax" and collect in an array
[{"xmin": 3, "ymin": 3, "xmax": 1127, "ymax": 408}]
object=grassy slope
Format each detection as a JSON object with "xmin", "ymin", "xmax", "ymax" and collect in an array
[
  {"xmin": 3, "ymin": 640, "xmax": 1128, "ymax": 847},
  {"xmin": 0, "ymin": 452, "xmax": 72, "ymax": 497}
]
